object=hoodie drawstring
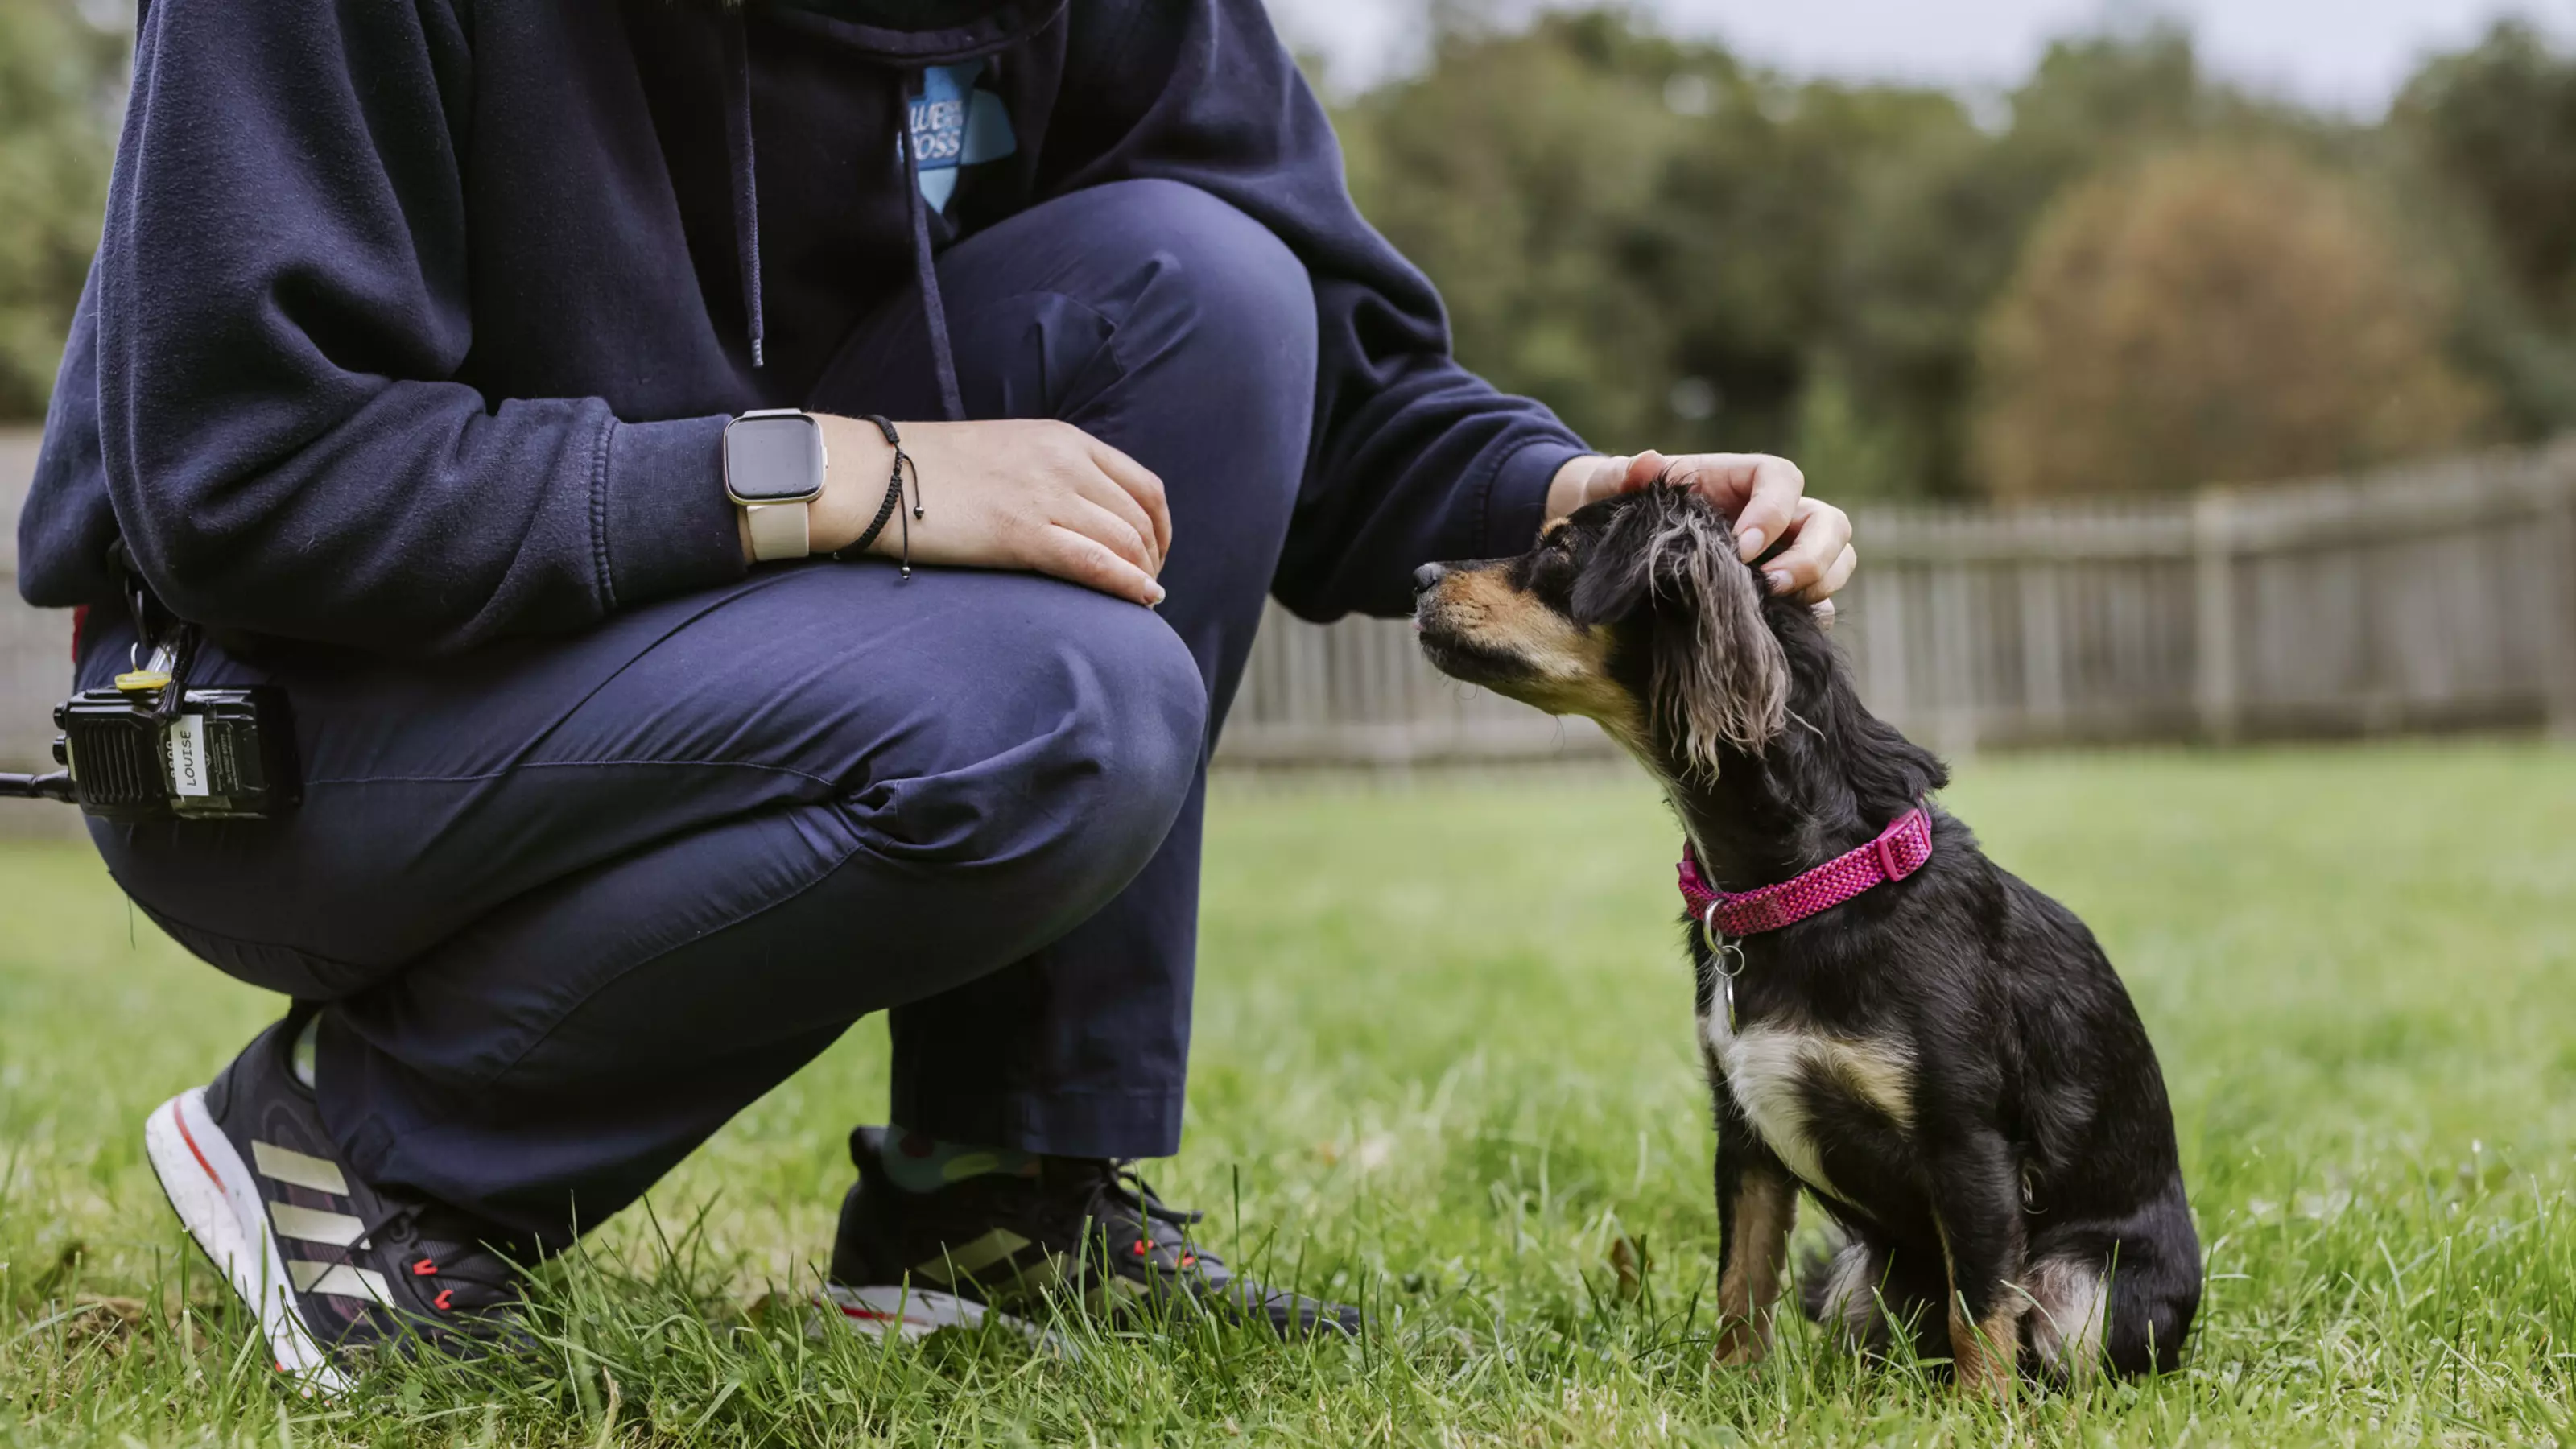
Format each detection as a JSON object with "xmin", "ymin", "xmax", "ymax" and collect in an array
[
  {"xmin": 895, "ymin": 76, "xmax": 968, "ymax": 423},
  {"xmin": 716, "ymin": 10, "xmax": 965, "ymax": 424},
  {"xmin": 719, "ymin": 15, "xmax": 766, "ymax": 369}
]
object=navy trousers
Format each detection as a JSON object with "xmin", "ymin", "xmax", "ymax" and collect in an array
[{"xmin": 81, "ymin": 180, "xmax": 1319, "ymax": 1246}]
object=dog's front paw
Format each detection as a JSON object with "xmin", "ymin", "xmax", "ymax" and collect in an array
[
  {"xmin": 1952, "ymin": 1357, "xmax": 2016, "ymax": 1401},
  {"xmin": 1711, "ymin": 1321, "xmax": 1771, "ymax": 1370},
  {"xmin": 1947, "ymin": 1318, "xmax": 2019, "ymax": 1401}
]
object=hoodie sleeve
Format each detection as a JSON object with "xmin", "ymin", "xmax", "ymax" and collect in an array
[
  {"xmin": 93, "ymin": 0, "xmax": 745, "ymax": 654},
  {"xmin": 1049, "ymin": 0, "xmax": 1591, "ymax": 622}
]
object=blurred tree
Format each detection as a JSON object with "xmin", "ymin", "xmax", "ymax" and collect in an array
[
  {"xmin": 1337, "ymin": 13, "xmax": 1697, "ymax": 448},
  {"xmin": 1335, "ymin": 10, "xmax": 1977, "ymax": 478},
  {"xmin": 1641, "ymin": 73, "xmax": 1972, "ymax": 466},
  {"xmin": 0, "ymin": 0, "xmax": 126, "ymax": 421},
  {"xmin": 0, "ymin": 2, "xmax": 2539, "ymax": 497},
  {"xmin": 1333, "ymin": 17, "xmax": 2345, "ymax": 499},
  {"xmin": 2388, "ymin": 22, "xmax": 2576, "ymax": 437},
  {"xmin": 1823, "ymin": 25, "xmax": 2326, "ymax": 498},
  {"xmin": 2395, "ymin": 23, "xmax": 2576, "ymax": 327},
  {"xmin": 1974, "ymin": 145, "xmax": 2489, "ymax": 497}
]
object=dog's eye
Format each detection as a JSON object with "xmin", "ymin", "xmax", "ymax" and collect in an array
[{"xmin": 1528, "ymin": 532, "xmax": 1581, "ymax": 594}]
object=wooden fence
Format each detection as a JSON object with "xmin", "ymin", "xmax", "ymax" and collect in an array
[
  {"xmin": 5, "ymin": 434, "xmax": 2574, "ymax": 782},
  {"xmin": 1, "ymin": 431, "xmax": 60, "ymax": 778},
  {"xmin": 1829, "ymin": 443, "xmax": 2576, "ymax": 753},
  {"xmin": 1215, "ymin": 443, "xmax": 2576, "ymax": 763}
]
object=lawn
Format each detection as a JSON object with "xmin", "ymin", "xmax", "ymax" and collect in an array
[{"xmin": 2, "ymin": 743, "xmax": 2571, "ymax": 1446}]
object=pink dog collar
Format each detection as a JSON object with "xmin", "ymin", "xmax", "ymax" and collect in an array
[{"xmin": 1677, "ymin": 805, "xmax": 1934, "ymax": 942}]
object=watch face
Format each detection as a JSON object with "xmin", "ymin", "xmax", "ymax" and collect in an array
[{"xmin": 725, "ymin": 414, "xmax": 824, "ymax": 503}]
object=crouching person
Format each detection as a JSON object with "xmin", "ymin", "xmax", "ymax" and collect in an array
[{"xmin": 16, "ymin": 0, "xmax": 1852, "ymax": 1381}]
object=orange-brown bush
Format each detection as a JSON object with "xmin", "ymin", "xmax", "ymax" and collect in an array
[{"xmin": 1974, "ymin": 145, "xmax": 2490, "ymax": 497}]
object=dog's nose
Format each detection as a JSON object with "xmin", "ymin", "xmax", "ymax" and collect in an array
[{"xmin": 1412, "ymin": 562, "xmax": 1449, "ymax": 595}]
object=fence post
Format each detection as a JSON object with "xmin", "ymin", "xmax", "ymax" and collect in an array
[
  {"xmin": 2019, "ymin": 557, "xmax": 2066, "ymax": 735},
  {"xmin": 2193, "ymin": 489, "xmax": 2240, "ymax": 745},
  {"xmin": 2542, "ymin": 481, "xmax": 2576, "ymax": 741},
  {"xmin": 1863, "ymin": 568, "xmax": 1911, "ymax": 732},
  {"xmin": 1930, "ymin": 554, "xmax": 1982, "ymax": 759}
]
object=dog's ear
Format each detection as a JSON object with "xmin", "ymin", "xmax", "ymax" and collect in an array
[
  {"xmin": 1568, "ymin": 502, "xmax": 1662, "ymax": 627},
  {"xmin": 1641, "ymin": 491, "xmax": 1790, "ymax": 774}
]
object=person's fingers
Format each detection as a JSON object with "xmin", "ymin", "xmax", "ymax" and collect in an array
[
  {"xmin": 1613, "ymin": 449, "xmax": 1670, "ymax": 496},
  {"xmin": 1063, "ymin": 495, "xmax": 1158, "ymax": 576},
  {"xmin": 1797, "ymin": 542, "xmax": 1859, "ymax": 604},
  {"xmin": 1084, "ymin": 436, "xmax": 1173, "ymax": 559},
  {"xmin": 1658, "ymin": 453, "xmax": 1804, "ymax": 556},
  {"xmin": 1071, "ymin": 471, "xmax": 1164, "ymax": 574},
  {"xmin": 1759, "ymin": 497, "xmax": 1853, "ymax": 596},
  {"xmin": 1812, "ymin": 598, "xmax": 1837, "ymax": 631},
  {"xmin": 1724, "ymin": 455, "xmax": 1807, "ymax": 560},
  {"xmin": 1035, "ymin": 523, "xmax": 1166, "ymax": 606}
]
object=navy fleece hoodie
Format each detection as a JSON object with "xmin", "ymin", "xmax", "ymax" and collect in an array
[{"xmin": 15, "ymin": 0, "xmax": 1589, "ymax": 654}]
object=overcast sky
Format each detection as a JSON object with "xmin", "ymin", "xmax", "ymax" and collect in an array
[{"xmin": 1268, "ymin": 0, "xmax": 2574, "ymax": 115}]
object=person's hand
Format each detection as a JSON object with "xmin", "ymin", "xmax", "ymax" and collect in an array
[
  {"xmin": 797, "ymin": 416, "xmax": 1172, "ymax": 606},
  {"xmin": 1546, "ymin": 449, "xmax": 1856, "ymax": 617}
]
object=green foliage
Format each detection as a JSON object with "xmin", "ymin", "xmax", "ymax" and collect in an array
[
  {"xmin": 1337, "ymin": 14, "xmax": 1987, "ymax": 485},
  {"xmin": 9, "ymin": 7, "xmax": 2576, "ymax": 496},
  {"xmin": 1335, "ymin": 16, "xmax": 1697, "ymax": 450},
  {"xmin": 0, "ymin": 0, "xmax": 123, "ymax": 422},
  {"xmin": 1826, "ymin": 29, "xmax": 2370, "ymax": 497},
  {"xmin": 2396, "ymin": 21, "xmax": 2576, "ymax": 328},
  {"xmin": 2388, "ymin": 20, "xmax": 2576, "ymax": 438},
  {"xmin": 2, "ymin": 744, "xmax": 2573, "ymax": 1442},
  {"xmin": 1336, "ymin": 15, "xmax": 2566, "ymax": 499},
  {"xmin": 1822, "ymin": 28, "xmax": 2241, "ymax": 498},
  {"xmin": 1975, "ymin": 144, "xmax": 2490, "ymax": 497},
  {"xmin": 1645, "ymin": 71, "xmax": 1973, "ymax": 473}
]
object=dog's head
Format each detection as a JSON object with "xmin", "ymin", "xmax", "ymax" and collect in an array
[{"xmin": 1414, "ymin": 486, "xmax": 1790, "ymax": 777}]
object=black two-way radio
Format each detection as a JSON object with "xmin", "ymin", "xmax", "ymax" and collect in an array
[{"xmin": 0, "ymin": 559, "xmax": 299, "ymax": 821}]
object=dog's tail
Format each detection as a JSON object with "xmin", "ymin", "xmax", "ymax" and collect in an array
[
  {"xmin": 1797, "ymin": 1228, "xmax": 1948, "ymax": 1364},
  {"xmin": 1798, "ymin": 1232, "xmax": 1872, "ymax": 1331}
]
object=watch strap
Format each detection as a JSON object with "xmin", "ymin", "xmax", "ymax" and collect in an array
[{"xmin": 745, "ymin": 501, "xmax": 811, "ymax": 562}]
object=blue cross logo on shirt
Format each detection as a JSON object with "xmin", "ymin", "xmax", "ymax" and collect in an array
[{"xmin": 907, "ymin": 61, "xmax": 1015, "ymax": 212}]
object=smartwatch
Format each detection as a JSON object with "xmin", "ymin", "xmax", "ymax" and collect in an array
[{"xmin": 724, "ymin": 408, "xmax": 828, "ymax": 562}]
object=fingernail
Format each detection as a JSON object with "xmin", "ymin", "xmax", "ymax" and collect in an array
[
  {"xmin": 1765, "ymin": 569, "xmax": 1791, "ymax": 594},
  {"xmin": 1147, "ymin": 584, "xmax": 1167, "ymax": 607},
  {"xmin": 1738, "ymin": 528, "xmax": 1766, "ymax": 556}
]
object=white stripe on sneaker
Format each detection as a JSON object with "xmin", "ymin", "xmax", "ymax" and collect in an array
[
  {"xmin": 142, "ymin": 1088, "xmax": 353, "ymax": 1397},
  {"xmin": 817, "ymin": 1283, "xmax": 1070, "ymax": 1356},
  {"xmin": 913, "ymin": 1227, "xmax": 1030, "ymax": 1284},
  {"xmin": 288, "ymin": 1261, "xmax": 397, "ymax": 1305},
  {"xmin": 269, "ymin": 1201, "xmax": 365, "ymax": 1247},
  {"xmin": 253, "ymin": 1141, "xmax": 350, "ymax": 1195}
]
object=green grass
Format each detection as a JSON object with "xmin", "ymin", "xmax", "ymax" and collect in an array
[{"xmin": 2, "ymin": 742, "xmax": 2572, "ymax": 1445}]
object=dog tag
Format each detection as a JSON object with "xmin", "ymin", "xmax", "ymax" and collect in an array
[{"xmin": 1702, "ymin": 906, "xmax": 1747, "ymax": 1036}]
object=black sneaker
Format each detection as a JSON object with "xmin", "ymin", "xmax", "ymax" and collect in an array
[
  {"xmin": 142, "ymin": 1013, "xmax": 523, "ymax": 1392},
  {"xmin": 824, "ymin": 1125, "xmax": 1360, "ymax": 1342}
]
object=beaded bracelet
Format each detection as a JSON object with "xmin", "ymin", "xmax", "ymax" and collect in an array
[{"xmin": 834, "ymin": 414, "xmax": 926, "ymax": 577}]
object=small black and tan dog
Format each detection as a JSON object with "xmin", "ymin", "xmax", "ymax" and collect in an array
[{"xmin": 1413, "ymin": 485, "xmax": 2199, "ymax": 1393}]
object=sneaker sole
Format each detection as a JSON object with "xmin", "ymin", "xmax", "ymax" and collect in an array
[
  {"xmin": 815, "ymin": 1283, "xmax": 1071, "ymax": 1356},
  {"xmin": 144, "ymin": 1088, "xmax": 352, "ymax": 1396}
]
